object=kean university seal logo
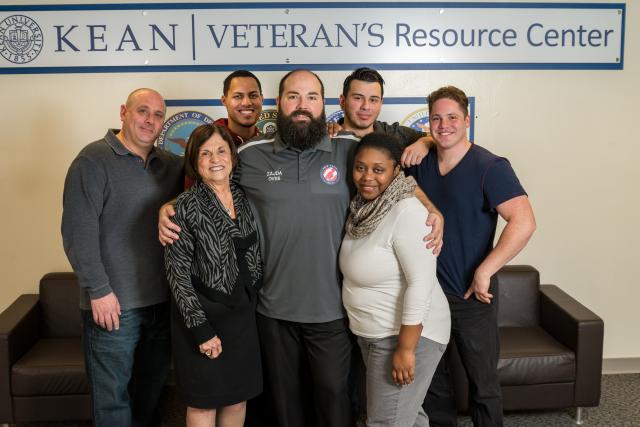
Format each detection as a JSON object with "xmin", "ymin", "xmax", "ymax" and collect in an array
[
  {"xmin": 158, "ymin": 111, "xmax": 214, "ymax": 156},
  {"xmin": 0, "ymin": 15, "xmax": 43, "ymax": 64}
]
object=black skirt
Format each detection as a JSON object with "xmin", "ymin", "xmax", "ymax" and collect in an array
[{"xmin": 171, "ymin": 240, "xmax": 262, "ymax": 408}]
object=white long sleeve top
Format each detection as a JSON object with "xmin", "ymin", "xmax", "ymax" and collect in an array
[{"xmin": 340, "ymin": 197, "xmax": 450, "ymax": 345}]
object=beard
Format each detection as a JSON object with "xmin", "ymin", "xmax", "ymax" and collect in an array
[{"xmin": 277, "ymin": 108, "xmax": 327, "ymax": 150}]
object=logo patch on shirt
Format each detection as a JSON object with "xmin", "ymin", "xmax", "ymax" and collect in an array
[
  {"xmin": 320, "ymin": 164, "xmax": 340, "ymax": 185},
  {"xmin": 266, "ymin": 169, "xmax": 283, "ymax": 182}
]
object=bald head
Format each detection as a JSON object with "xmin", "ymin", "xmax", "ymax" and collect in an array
[
  {"xmin": 118, "ymin": 88, "xmax": 166, "ymax": 159},
  {"xmin": 125, "ymin": 88, "xmax": 166, "ymax": 113},
  {"xmin": 278, "ymin": 69, "xmax": 325, "ymax": 99}
]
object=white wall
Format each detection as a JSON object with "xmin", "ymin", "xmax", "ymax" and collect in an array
[{"xmin": 1, "ymin": 0, "xmax": 637, "ymax": 360}]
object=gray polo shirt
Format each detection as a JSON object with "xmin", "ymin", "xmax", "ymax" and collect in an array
[
  {"xmin": 62, "ymin": 129, "xmax": 183, "ymax": 310},
  {"xmin": 237, "ymin": 132, "xmax": 358, "ymax": 323}
]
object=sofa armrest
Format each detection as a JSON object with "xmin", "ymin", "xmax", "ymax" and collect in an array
[
  {"xmin": 0, "ymin": 294, "xmax": 40, "ymax": 422},
  {"xmin": 540, "ymin": 284, "xmax": 604, "ymax": 407}
]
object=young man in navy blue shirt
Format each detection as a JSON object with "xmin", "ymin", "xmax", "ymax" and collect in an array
[{"xmin": 408, "ymin": 86, "xmax": 536, "ymax": 426}]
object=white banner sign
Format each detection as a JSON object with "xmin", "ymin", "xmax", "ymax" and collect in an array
[{"xmin": 0, "ymin": 2, "xmax": 625, "ymax": 73}]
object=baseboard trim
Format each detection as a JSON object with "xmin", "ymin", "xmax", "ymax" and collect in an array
[{"xmin": 603, "ymin": 357, "xmax": 640, "ymax": 374}]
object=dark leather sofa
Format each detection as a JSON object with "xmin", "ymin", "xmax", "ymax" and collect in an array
[
  {"xmin": 447, "ymin": 265, "xmax": 604, "ymax": 423},
  {"xmin": 0, "ymin": 272, "xmax": 90, "ymax": 424}
]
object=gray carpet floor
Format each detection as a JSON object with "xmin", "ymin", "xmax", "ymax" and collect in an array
[
  {"xmin": 15, "ymin": 374, "xmax": 640, "ymax": 426},
  {"xmin": 457, "ymin": 374, "xmax": 640, "ymax": 427}
]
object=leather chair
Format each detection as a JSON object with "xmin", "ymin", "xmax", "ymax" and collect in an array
[
  {"xmin": 0, "ymin": 273, "xmax": 90, "ymax": 424},
  {"xmin": 448, "ymin": 265, "xmax": 604, "ymax": 424}
]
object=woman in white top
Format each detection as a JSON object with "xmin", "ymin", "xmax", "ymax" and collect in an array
[{"xmin": 340, "ymin": 133, "xmax": 451, "ymax": 427}]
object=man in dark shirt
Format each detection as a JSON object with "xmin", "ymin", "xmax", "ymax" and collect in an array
[
  {"xmin": 62, "ymin": 88, "xmax": 183, "ymax": 426},
  {"xmin": 338, "ymin": 67, "xmax": 432, "ymax": 167},
  {"xmin": 217, "ymin": 70, "xmax": 264, "ymax": 146},
  {"xmin": 185, "ymin": 70, "xmax": 264, "ymax": 190},
  {"xmin": 408, "ymin": 86, "xmax": 536, "ymax": 426}
]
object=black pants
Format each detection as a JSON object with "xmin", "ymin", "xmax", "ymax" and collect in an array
[
  {"xmin": 424, "ymin": 282, "xmax": 503, "ymax": 427},
  {"xmin": 256, "ymin": 313, "xmax": 353, "ymax": 427}
]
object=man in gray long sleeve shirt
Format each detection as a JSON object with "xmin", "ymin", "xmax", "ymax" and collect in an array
[{"xmin": 61, "ymin": 88, "xmax": 183, "ymax": 427}]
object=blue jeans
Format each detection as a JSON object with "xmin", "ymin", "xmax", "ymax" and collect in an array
[{"xmin": 82, "ymin": 302, "xmax": 171, "ymax": 427}]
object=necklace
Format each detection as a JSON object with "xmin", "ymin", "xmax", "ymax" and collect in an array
[
  {"xmin": 222, "ymin": 199, "xmax": 233, "ymax": 216},
  {"xmin": 208, "ymin": 183, "xmax": 234, "ymax": 216},
  {"xmin": 216, "ymin": 192, "xmax": 234, "ymax": 216}
]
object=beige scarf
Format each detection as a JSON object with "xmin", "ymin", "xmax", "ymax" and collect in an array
[{"xmin": 346, "ymin": 172, "xmax": 417, "ymax": 239}]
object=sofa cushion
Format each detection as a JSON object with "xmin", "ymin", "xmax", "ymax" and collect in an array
[
  {"xmin": 498, "ymin": 326, "xmax": 575, "ymax": 386},
  {"xmin": 11, "ymin": 338, "xmax": 88, "ymax": 396}
]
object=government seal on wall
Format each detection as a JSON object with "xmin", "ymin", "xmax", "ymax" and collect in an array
[
  {"xmin": 257, "ymin": 109, "xmax": 278, "ymax": 134},
  {"xmin": 401, "ymin": 108, "xmax": 430, "ymax": 133},
  {"xmin": 158, "ymin": 111, "xmax": 214, "ymax": 156},
  {"xmin": 0, "ymin": 15, "xmax": 43, "ymax": 64}
]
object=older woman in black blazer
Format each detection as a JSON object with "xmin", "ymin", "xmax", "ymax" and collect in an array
[{"xmin": 165, "ymin": 123, "xmax": 262, "ymax": 427}]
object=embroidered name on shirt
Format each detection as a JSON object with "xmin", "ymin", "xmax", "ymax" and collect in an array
[{"xmin": 266, "ymin": 169, "xmax": 283, "ymax": 182}]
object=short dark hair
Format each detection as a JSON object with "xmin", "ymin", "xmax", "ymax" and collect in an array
[
  {"xmin": 184, "ymin": 124, "xmax": 238, "ymax": 182},
  {"xmin": 342, "ymin": 67, "xmax": 385, "ymax": 98},
  {"xmin": 278, "ymin": 69, "xmax": 325, "ymax": 98},
  {"xmin": 354, "ymin": 132, "xmax": 404, "ymax": 166},
  {"xmin": 223, "ymin": 70, "xmax": 262, "ymax": 96},
  {"xmin": 427, "ymin": 86, "xmax": 469, "ymax": 117}
]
